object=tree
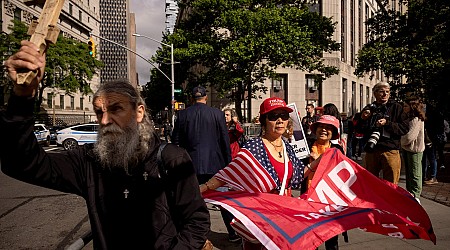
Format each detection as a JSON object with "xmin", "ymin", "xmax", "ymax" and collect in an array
[
  {"xmin": 0, "ymin": 21, "xmax": 104, "ymax": 112},
  {"xmin": 147, "ymin": 0, "xmax": 340, "ymax": 121},
  {"xmin": 355, "ymin": 0, "xmax": 450, "ymax": 114}
]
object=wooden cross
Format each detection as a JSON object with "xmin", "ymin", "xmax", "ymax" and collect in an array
[{"xmin": 17, "ymin": 0, "xmax": 65, "ymax": 85}]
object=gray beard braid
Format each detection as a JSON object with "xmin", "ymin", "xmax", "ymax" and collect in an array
[{"xmin": 93, "ymin": 120, "xmax": 153, "ymax": 174}]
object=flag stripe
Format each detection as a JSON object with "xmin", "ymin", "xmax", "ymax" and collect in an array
[{"xmin": 216, "ymin": 149, "xmax": 277, "ymax": 193}]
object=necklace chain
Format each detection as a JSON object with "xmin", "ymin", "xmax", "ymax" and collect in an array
[{"xmin": 264, "ymin": 138, "xmax": 283, "ymax": 158}]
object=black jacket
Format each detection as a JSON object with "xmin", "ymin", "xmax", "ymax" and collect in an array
[
  {"xmin": 362, "ymin": 100, "xmax": 409, "ymax": 150},
  {"xmin": 0, "ymin": 95, "xmax": 210, "ymax": 250},
  {"xmin": 172, "ymin": 102, "xmax": 231, "ymax": 175}
]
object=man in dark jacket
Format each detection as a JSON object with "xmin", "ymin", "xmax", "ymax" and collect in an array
[
  {"xmin": 172, "ymin": 86, "xmax": 231, "ymax": 181},
  {"xmin": 0, "ymin": 41, "xmax": 210, "ymax": 249},
  {"xmin": 362, "ymin": 82, "xmax": 409, "ymax": 184},
  {"xmin": 171, "ymin": 86, "xmax": 238, "ymax": 242}
]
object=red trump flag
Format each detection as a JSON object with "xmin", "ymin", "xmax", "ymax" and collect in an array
[{"xmin": 203, "ymin": 148, "xmax": 436, "ymax": 250}]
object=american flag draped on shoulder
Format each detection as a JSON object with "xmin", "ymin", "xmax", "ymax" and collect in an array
[
  {"xmin": 204, "ymin": 148, "xmax": 436, "ymax": 250},
  {"xmin": 215, "ymin": 148, "xmax": 277, "ymax": 193}
]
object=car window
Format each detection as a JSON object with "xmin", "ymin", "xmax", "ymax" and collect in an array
[
  {"xmin": 34, "ymin": 125, "xmax": 44, "ymax": 132},
  {"xmin": 73, "ymin": 126, "xmax": 88, "ymax": 132}
]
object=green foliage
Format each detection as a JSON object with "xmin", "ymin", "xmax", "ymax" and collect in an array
[
  {"xmin": 145, "ymin": 0, "xmax": 340, "ymax": 120},
  {"xmin": 355, "ymin": 0, "xmax": 450, "ymax": 115},
  {"xmin": 0, "ymin": 20, "xmax": 104, "ymax": 110}
]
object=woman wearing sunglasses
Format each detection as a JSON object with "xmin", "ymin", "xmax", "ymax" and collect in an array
[{"xmin": 200, "ymin": 97, "xmax": 317, "ymax": 249}]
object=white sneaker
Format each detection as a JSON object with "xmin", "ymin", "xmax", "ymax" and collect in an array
[
  {"xmin": 440, "ymin": 165, "xmax": 445, "ymax": 169},
  {"xmin": 415, "ymin": 197, "xmax": 421, "ymax": 205}
]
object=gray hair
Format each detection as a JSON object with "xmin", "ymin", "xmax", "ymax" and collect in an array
[
  {"xmin": 372, "ymin": 82, "xmax": 390, "ymax": 94},
  {"xmin": 94, "ymin": 79, "xmax": 145, "ymax": 109}
]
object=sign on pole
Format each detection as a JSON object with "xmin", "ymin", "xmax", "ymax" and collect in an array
[{"xmin": 285, "ymin": 103, "xmax": 310, "ymax": 159}]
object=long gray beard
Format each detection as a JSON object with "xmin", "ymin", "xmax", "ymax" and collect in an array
[{"xmin": 93, "ymin": 121, "xmax": 152, "ymax": 174}]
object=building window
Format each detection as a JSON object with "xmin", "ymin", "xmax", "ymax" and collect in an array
[
  {"xmin": 341, "ymin": 0, "xmax": 346, "ymax": 62},
  {"xmin": 47, "ymin": 93, "xmax": 53, "ymax": 108},
  {"xmin": 306, "ymin": 75, "xmax": 316, "ymax": 91},
  {"xmin": 342, "ymin": 78, "xmax": 348, "ymax": 114},
  {"xmin": 14, "ymin": 8, "xmax": 22, "ymax": 21},
  {"xmin": 352, "ymin": 81, "xmax": 356, "ymax": 114},
  {"xmin": 366, "ymin": 86, "xmax": 370, "ymax": 104},
  {"xmin": 350, "ymin": 0, "xmax": 355, "ymax": 66},
  {"xmin": 70, "ymin": 96, "xmax": 75, "ymax": 110},
  {"xmin": 271, "ymin": 74, "xmax": 288, "ymax": 99},
  {"xmin": 80, "ymin": 97, "xmax": 84, "ymax": 110},
  {"xmin": 60, "ymin": 95, "xmax": 65, "ymax": 109},
  {"xmin": 359, "ymin": 84, "xmax": 364, "ymax": 112},
  {"xmin": 272, "ymin": 77, "xmax": 284, "ymax": 92},
  {"xmin": 69, "ymin": 4, "xmax": 73, "ymax": 15},
  {"xmin": 79, "ymin": 10, "xmax": 82, "ymax": 21}
]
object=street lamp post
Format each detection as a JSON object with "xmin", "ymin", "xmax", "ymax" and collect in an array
[{"xmin": 132, "ymin": 33, "xmax": 175, "ymax": 126}]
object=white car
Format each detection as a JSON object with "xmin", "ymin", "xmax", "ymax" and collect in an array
[
  {"xmin": 56, "ymin": 123, "xmax": 99, "ymax": 150},
  {"xmin": 34, "ymin": 124, "xmax": 51, "ymax": 146}
]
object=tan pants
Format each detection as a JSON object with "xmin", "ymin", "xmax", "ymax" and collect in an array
[{"xmin": 364, "ymin": 149, "xmax": 401, "ymax": 184}]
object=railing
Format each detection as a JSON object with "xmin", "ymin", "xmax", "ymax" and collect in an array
[{"xmin": 242, "ymin": 123, "xmax": 261, "ymax": 138}]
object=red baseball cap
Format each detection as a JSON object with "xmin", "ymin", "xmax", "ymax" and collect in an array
[
  {"xmin": 310, "ymin": 115, "xmax": 340, "ymax": 140},
  {"xmin": 259, "ymin": 97, "xmax": 293, "ymax": 115}
]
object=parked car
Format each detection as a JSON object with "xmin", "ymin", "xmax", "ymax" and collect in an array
[
  {"xmin": 56, "ymin": 123, "xmax": 99, "ymax": 150},
  {"xmin": 34, "ymin": 123, "xmax": 51, "ymax": 146}
]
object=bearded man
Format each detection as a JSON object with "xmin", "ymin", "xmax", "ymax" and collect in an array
[{"xmin": 0, "ymin": 41, "xmax": 210, "ymax": 249}]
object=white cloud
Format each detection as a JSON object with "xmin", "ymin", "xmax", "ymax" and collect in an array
[{"xmin": 130, "ymin": 0, "xmax": 166, "ymax": 85}]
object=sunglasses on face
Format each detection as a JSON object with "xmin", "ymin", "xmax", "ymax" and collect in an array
[{"xmin": 267, "ymin": 112, "xmax": 290, "ymax": 121}]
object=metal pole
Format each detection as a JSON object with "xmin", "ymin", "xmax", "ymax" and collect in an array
[
  {"xmin": 171, "ymin": 44, "xmax": 175, "ymax": 126},
  {"xmin": 90, "ymin": 33, "xmax": 172, "ymax": 83},
  {"xmin": 52, "ymin": 69, "xmax": 55, "ymax": 126},
  {"xmin": 132, "ymin": 33, "xmax": 175, "ymax": 126}
]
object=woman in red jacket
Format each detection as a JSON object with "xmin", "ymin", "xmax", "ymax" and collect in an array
[{"xmin": 224, "ymin": 108, "xmax": 245, "ymax": 159}]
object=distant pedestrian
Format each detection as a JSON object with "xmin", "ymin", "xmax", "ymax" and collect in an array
[
  {"xmin": 162, "ymin": 119, "xmax": 172, "ymax": 142},
  {"xmin": 422, "ymin": 104, "xmax": 443, "ymax": 185},
  {"xmin": 224, "ymin": 108, "xmax": 244, "ymax": 159},
  {"xmin": 400, "ymin": 97, "xmax": 426, "ymax": 203},
  {"xmin": 301, "ymin": 103, "xmax": 320, "ymax": 148},
  {"xmin": 172, "ymin": 86, "xmax": 239, "ymax": 242}
]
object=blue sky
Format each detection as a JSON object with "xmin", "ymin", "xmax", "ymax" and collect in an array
[{"xmin": 130, "ymin": 0, "xmax": 166, "ymax": 85}]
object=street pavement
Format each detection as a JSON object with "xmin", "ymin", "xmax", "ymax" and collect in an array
[{"xmin": 1, "ymin": 145, "xmax": 449, "ymax": 250}]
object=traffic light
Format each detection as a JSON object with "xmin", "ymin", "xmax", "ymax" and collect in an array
[
  {"xmin": 88, "ymin": 37, "xmax": 96, "ymax": 57},
  {"xmin": 174, "ymin": 102, "xmax": 185, "ymax": 110}
]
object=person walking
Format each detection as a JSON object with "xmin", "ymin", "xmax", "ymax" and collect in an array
[
  {"xmin": 162, "ymin": 118, "xmax": 172, "ymax": 142},
  {"xmin": 199, "ymin": 97, "xmax": 314, "ymax": 249},
  {"xmin": 362, "ymin": 82, "xmax": 409, "ymax": 184},
  {"xmin": 422, "ymin": 104, "xmax": 442, "ymax": 185},
  {"xmin": 400, "ymin": 98, "xmax": 426, "ymax": 203},
  {"xmin": 302, "ymin": 103, "xmax": 320, "ymax": 148},
  {"xmin": 171, "ymin": 86, "xmax": 239, "ymax": 242},
  {"xmin": 351, "ymin": 111, "xmax": 369, "ymax": 161},
  {"xmin": 0, "ymin": 41, "xmax": 210, "ymax": 249},
  {"xmin": 224, "ymin": 108, "xmax": 244, "ymax": 159}
]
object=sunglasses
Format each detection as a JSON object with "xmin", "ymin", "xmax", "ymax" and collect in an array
[{"xmin": 267, "ymin": 112, "xmax": 290, "ymax": 121}]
